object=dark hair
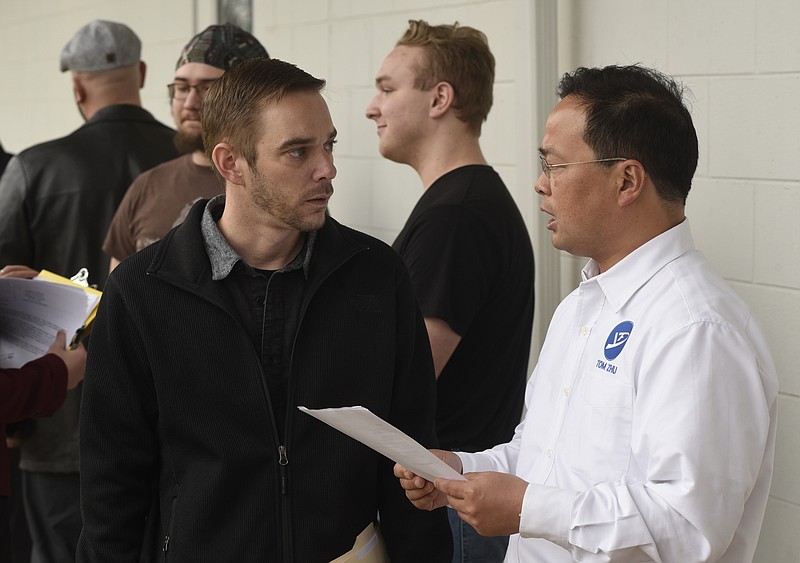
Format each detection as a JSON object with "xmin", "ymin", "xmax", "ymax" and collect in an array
[
  {"xmin": 557, "ymin": 65, "xmax": 698, "ymax": 204},
  {"xmin": 202, "ymin": 58, "xmax": 325, "ymax": 172},
  {"xmin": 397, "ymin": 19, "xmax": 494, "ymax": 134}
]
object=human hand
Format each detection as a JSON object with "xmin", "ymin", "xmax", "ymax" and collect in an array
[
  {"xmin": 0, "ymin": 265, "xmax": 39, "ymax": 279},
  {"xmin": 46, "ymin": 330, "xmax": 87, "ymax": 390},
  {"xmin": 394, "ymin": 449, "xmax": 462, "ymax": 511},
  {"xmin": 435, "ymin": 471, "xmax": 528, "ymax": 536}
]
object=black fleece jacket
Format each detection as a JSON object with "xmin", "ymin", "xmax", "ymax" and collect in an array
[{"xmin": 76, "ymin": 201, "xmax": 452, "ymax": 562}]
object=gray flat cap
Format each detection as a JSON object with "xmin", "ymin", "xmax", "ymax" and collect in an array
[{"xmin": 60, "ymin": 20, "xmax": 141, "ymax": 72}]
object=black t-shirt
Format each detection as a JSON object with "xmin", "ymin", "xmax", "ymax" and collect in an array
[{"xmin": 393, "ymin": 165, "xmax": 534, "ymax": 451}]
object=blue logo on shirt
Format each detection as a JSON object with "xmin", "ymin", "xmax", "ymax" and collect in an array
[{"xmin": 604, "ymin": 321, "xmax": 634, "ymax": 361}]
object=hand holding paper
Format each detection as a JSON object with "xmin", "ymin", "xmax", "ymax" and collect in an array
[
  {"xmin": 0, "ymin": 270, "xmax": 101, "ymax": 368},
  {"xmin": 297, "ymin": 405, "xmax": 465, "ymax": 483}
]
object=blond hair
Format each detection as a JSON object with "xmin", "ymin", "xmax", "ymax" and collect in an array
[{"xmin": 397, "ymin": 19, "xmax": 494, "ymax": 134}]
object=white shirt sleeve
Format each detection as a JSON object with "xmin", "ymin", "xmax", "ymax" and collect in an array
[
  {"xmin": 566, "ymin": 323, "xmax": 771, "ymax": 561},
  {"xmin": 461, "ymin": 320, "xmax": 776, "ymax": 563}
]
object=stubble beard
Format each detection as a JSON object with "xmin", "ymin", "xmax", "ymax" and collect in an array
[
  {"xmin": 174, "ymin": 129, "xmax": 204, "ymax": 155},
  {"xmin": 250, "ymin": 168, "xmax": 331, "ymax": 233}
]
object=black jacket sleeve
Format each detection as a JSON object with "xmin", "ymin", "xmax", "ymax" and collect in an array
[
  {"xmin": 377, "ymin": 261, "xmax": 453, "ymax": 562},
  {"xmin": 76, "ymin": 274, "xmax": 159, "ymax": 562}
]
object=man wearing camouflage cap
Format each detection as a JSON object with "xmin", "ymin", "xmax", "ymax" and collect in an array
[
  {"xmin": 0, "ymin": 19, "xmax": 178, "ymax": 563},
  {"xmin": 103, "ymin": 25, "xmax": 268, "ymax": 270}
]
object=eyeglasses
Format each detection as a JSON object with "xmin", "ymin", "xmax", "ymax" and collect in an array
[
  {"xmin": 167, "ymin": 80, "xmax": 217, "ymax": 100},
  {"xmin": 539, "ymin": 155, "xmax": 627, "ymax": 179}
]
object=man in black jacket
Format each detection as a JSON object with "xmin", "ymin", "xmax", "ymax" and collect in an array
[
  {"xmin": 0, "ymin": 20, "xmax": 178, "ymax": 563},
  {"xmin": 77, "ymin": 58, "xmax": 451, "ymax": 562}
]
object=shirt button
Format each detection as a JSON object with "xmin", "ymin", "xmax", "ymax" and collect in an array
[
  {"xmin": 256, "ymin": 296, "xmax": 265, "ymax": 306},
  {"xmin": 580, "ymin": 326, "xmax": 588, "ymax": 335},
  {"xmin": 546, "ymin": 449, "xmax": 553, "ymax": 458},
  {"xmin": 563, "ymin": 388, "xmax": 570, "ymax": 397}
]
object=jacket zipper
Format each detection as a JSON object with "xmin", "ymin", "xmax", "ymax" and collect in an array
[
  {"xmin": 162, "ymin": 495, "xmax": 177, "ymax": 561},
  {"xmin": 149, "ymin": 242, "xmax": 368, "ymax": 562},
  {"xmin": 278, "ymin": 444, "xmax": 291, "ymax": 559},
  {"xmin": 151, "ymin": 271, "xmax": 290, "ymax": 560},
  {"xmin": 260, "ymin": 273, "xmax": 294, "ymax": 562},
  {"xmin": 276, "ymin": 247, "xmax": 368, "ymax": 561}
]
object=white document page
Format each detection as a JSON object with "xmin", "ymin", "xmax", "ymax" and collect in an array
[
  {"xmin": 0, "ymin": 278, "xmax": 89, "ymax": 368},
  {"xmin": 298, "ymin": 405, "xmax": 466, "ymax": 482}
]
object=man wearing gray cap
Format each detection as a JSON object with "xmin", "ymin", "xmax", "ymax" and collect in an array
[
  {"xmin": 0, "ymin": 19, "xmax": 177, "ymax": 563},
  {"xmin": 104, "ymin": 24, "xmax": 268, "ymax": 270}
]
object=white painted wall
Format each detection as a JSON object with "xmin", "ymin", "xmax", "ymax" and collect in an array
[{"xmin": 0, "ymin": 0, "xmax": 797, "ymax": 560}]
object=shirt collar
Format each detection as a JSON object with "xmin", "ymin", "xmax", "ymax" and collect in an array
[
  {"xmin": 201, "ymin": 194, "xmax": 316, "ymax": 281},
  {"xmin": 581, "ymin": 218, "xmax": 695, "ymax": 313}
]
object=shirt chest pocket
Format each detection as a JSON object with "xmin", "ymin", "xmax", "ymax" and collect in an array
[{"xmin": 563, "ymin": 372, "xmax": 633, "ymax": 483}]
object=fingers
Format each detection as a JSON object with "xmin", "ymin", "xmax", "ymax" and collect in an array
[
  {"xmin": 434, "ymin": 477, "xmax": 465, "ymax": 499},
  {"xmin": 394, "ymin": 463, "xmax": 431, "ymax": 493},
  {"xmin": 397, "ymin": 474, "xmax": 428, "ymax": 491},
  {"xmin": 393, "ymin": 463, "xmax": 446, "ymax": 510},
  {"xmin": 403, "ymin": 479, "xmax": 436, "ymax": 500},
  {"xmin": 0, "ymin": 265, "xmax": 40, "ymax": 279},
  {"xmin": 393, "ymin": 463, "xmax": 415, "ymax": 480},
  {"xmin": 48, "ymin": 330, "xmax": 67, "ymax": 353}
]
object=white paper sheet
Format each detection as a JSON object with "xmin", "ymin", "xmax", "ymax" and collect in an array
[
  {"xmin": 0, "ymin": 277, "xmax": 91, "ymax": 368},
  {"xmin": 298, "ymin": 405, "xmax": 466, "ymax": 482}
]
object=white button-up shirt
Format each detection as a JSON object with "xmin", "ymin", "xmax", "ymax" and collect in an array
[{"xmin": 459, "ymin": 220, "xmax": 778, "ymax": 562}]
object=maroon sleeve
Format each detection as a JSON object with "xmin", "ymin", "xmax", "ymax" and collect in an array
[{"xmin": 0, "ymin": 354, "xmax": 68, "ymax": 424}]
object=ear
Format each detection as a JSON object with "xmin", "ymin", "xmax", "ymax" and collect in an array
[
  {"xmin": 429, "ymin": 81, "xmax": 455, "ymax": 119},
  {"xmin": 211, "ymin": 143, "xmax": 246, "ymax": 187},
  {"xmin": 617, "ymin": 160, "xmax": 647, "ymax": 208},
  {"xmin": 72, "ymin": 75, "xmax": 86, "ymax": 104},
  {"xmin": 138, "ymin": 61, "xmax": 147, "ymax": 89}
]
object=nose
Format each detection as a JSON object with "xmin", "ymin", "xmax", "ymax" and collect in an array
[
  {"xmin": 182, "ymin": 88, "xmax": 203, "ymax": 109},
  {"xmin": 365, "ymin": 95, "xmax": 379, "ymax": 120},
  {"xmin": 314, "ymin": 151, "xmax": 337, "ymax": 182},
  {"xmin": 534, "ymin": 171, "xmax": 549, "ymax": 195}
]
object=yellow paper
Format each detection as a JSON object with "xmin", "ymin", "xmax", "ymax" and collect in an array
[{"xmin": 36, "ymin": 270, "xmax": 102, "ymax": 345}]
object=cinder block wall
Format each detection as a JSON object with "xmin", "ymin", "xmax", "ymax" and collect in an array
[{"xmin": 0, "ymin": 1, "xmax": 797, "ymax": 560}]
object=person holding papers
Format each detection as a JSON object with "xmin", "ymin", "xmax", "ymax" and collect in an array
[
  {"xmin": 77, "ymin": 58, "xmax": 451, "ymax": 562},
  {"xmin": 394, "ymin": 65, "xmax": 778, "ymax": 562},
  {"xmin": 0, "ymin": 20, "xmax": 178, "ymax": 562},
  {"xmin": 1, "ymin": 326, "xmax": 86, "ymax": 563}
]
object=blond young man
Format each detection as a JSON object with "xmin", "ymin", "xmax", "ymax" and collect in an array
[{"xmin": 367, "ymin": 21, "xmax": 534, "ymax": 562}]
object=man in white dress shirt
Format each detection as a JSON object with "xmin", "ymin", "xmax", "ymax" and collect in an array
[{"xmin": 396, "ymin": 64, "xmax": 778, "ymax": 562}]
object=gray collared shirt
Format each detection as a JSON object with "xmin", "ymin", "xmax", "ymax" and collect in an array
[{"xmin": 201, "ymin": 194, "xmax": 315, "ymax": 281}]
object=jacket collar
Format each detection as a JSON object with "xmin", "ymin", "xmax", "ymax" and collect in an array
[
  {"xmin": 147, "ymin": 198, "xmax": 368, "ymax": 303},
  {"xmin": 200, "ymin": 195, "xmax": 315, "ymax": 281},
  {"xmin": 84, "ymin": 104, "xmax": 159, "ymax": 126}
]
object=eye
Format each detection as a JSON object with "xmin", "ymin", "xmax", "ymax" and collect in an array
[
  {"xmin": 174, "ymin": 83, "xmax": 190, "ymax": 95},
  {"xmin": 324, "ymin": 140, "xmax": 337, "ymax": 153},
  {"xmin": 287, "ymin": 148, "xmax": 306, "ymax": 158}
]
